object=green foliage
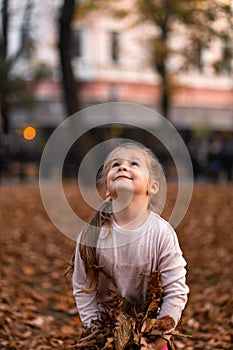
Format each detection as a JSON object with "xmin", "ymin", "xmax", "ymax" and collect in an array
[
  {"xmin": 0, "ymin": 57, "xmax": 50, "ymax": 110},
  {"xmin": 78, "ymin": 0, "xmax": 233, "ymax": 75},
  {"xmin": 78, "ymin": 0, "xmax": 232, "ymax": 117},
  {"xmin": 135, "ymin": 0, "xmax": 232, "ymax": 71}
]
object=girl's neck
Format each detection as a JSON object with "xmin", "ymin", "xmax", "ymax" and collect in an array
[{"xmin": 112, "ymin": 198, "xmax": 149, "ymax": 230}]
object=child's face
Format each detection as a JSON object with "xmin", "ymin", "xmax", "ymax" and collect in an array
[{"xmin": 105, "ymin": 148, "xmax": 152, "ymax": 201}]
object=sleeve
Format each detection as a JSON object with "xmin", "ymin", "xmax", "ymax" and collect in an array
[
  {"xmin": 156, "ymin": 225, "xmax": 189, "ymax": 327},
  {"xmin": 72, "ymin": 240, "xmax": 99, "ymax": 328}
]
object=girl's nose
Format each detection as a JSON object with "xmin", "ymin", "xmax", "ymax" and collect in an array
[{"xmin": 119, "ymin": 163, "xmax": 128, "ymax": 171}]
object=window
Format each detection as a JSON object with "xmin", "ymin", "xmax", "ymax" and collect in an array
[
  {"xmin": 196, "ymin": 41, "xmax": 204, "ymax": 72},
  {"xmin": 72, "ymin": 29, "xmax": 82, "ymax": 58},
  {"xmin": 222, "ymin": 41, "xmax": 232, "ymax": 74},
  {"xmin": 213, "ymin": 39, "xmax": 232, "ymax": 75},
  {"xmin": 110, "ymin": 31, "xmax": 120, "ymax": 63},
  {"xmin": 21, "ymin": 31, "xmax": 33, "ymax": 60}
]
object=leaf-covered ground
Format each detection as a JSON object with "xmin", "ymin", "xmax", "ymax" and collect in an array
[{"xmin": 0, "ymin": 182, "xmax": 232, "ymax": 349}]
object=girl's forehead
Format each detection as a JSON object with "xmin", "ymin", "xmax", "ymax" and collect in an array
[{"xmin": 109, "ymin": 148, "xmax": 147, "ymax": 162}]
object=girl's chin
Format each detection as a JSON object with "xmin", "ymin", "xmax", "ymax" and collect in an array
[{"xmin": 116, "ymin": 182, "xmax": 134, "ymax": 192}]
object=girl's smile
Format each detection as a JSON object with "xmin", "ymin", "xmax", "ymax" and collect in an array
[{"xmin": 114, "ymin": 175, "xmax": 133, "ymax": 181}]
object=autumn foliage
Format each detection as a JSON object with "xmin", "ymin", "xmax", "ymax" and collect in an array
[{"xmin": 0, "ymin": 183, "xmax": 232, "ymax": 349}]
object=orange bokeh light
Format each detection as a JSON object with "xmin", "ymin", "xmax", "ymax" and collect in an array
[{"xmin": 23, "ymin": 126, "xmax": 37, "ymax": 140}]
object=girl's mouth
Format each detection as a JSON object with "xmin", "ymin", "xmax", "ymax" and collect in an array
[{"xmin": 115, "ymin": 175, "xmax": 133, "ymax": 181}]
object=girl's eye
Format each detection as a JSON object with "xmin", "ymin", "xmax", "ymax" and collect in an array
[
  {"xmin": 112, "ymin": 162, "xmax": 120, "ymax": 168},
  {"xmin": 132, "ymin": 161, "xmax": 139, "ymax": 166}
]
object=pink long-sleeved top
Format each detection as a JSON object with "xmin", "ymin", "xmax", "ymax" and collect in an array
[{"xmin": 73, "ymin": 211, "xmax": 189, "ymax": 328}]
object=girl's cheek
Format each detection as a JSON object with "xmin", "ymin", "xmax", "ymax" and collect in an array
[
  {"xmin": 105, "ymin": 176, "xmax": 112, "ymax": 190},
  {"xmin": 107, "ymin": 169, "xmax": 115, "ymax": 181}
]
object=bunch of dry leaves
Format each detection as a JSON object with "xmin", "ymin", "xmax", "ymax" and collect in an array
[{"xmin": 70, "ymin": 270, "xmax": 188, "ymax": 350}]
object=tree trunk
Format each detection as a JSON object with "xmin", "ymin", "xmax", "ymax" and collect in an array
[
  {"xmin": 0, "ymin": 0, "xmax": 9, "ymax": 133},
  {"xmin": 58, "ymin": 0, "xmax": 81, "ymax": 116},
  {"xmin": 0, "ymin": 97, "xmax": 9, "ymax": 134},
  {"xmin": 156, "ymin": 18, "xmax": 170, "ymax": 119},
  {"xmin": 58, "ymin": 0, "xmax": 96, "ymax": 182},
  {"xmin": 160, "ymin": 75, "xmax": 170, "ymax": 119}
]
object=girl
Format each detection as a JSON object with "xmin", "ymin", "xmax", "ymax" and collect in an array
[{"xmin": 72, "ymin": 142, "xmax": 189, "ymax": 350}]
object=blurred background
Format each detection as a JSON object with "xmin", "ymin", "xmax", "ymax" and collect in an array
[
  {"xmin": 0, "ymin": 0, "xmax": 232, "ymax": 184},
  {"xmin": 1, "ymin": 2, "xmax": 233, "ymax": 349}
]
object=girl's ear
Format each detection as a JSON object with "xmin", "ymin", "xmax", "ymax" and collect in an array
[{"xmin": 150, "ymin": 181, "xmax": 159, "ymax": 195}]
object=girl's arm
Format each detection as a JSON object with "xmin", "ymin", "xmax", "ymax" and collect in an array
[
  {"xmin": 156, "ymin": 227, "xmax": 189, "ymax": 327},
  {"xmin": 72, "ymin": 242, "xmax": 99, "ymax": 328}
]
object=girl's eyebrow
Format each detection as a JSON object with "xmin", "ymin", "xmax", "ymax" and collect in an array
[
  {"xmin": 109, "ymin": 158, "xmax": 120, "ymax": 165},
  {"xmin": 110, "ymin": 157, "xmax": 142, "ymax": 163}
]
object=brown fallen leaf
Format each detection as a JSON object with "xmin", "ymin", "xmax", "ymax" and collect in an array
[{"xmin": 114, "ymin": 312, "xmax": 132, "ymax": 350}]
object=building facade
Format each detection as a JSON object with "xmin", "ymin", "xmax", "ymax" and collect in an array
[{"xmin": 9, "ymin": 0, "xmax": 233, "ymax": 132}]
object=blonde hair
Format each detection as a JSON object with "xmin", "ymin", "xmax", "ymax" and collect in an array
[{"xmin": 79, "ymin": 142, "xmax": 166, "ymax": 292}]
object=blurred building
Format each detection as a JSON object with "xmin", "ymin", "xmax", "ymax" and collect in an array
[
  {"xmin": 71, "ymin": 6, "xmax": 233, "ymax": 133},
  {"xmin": 9, "ymin": 0, "xmax": 233, "ymax": 133},
  {"xmin": 3, "ymin": 0, "xmax": 232, "ymax": 182}
]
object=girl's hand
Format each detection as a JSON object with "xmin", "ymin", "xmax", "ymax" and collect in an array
[{"xmin": 140, "ymin": 336, "xmax": 167, "ymax": 350}]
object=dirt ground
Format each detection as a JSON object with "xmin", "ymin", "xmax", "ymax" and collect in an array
[{"xmin": 0, "ymin": 182, "xmax": 232, "ymax": 349}]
